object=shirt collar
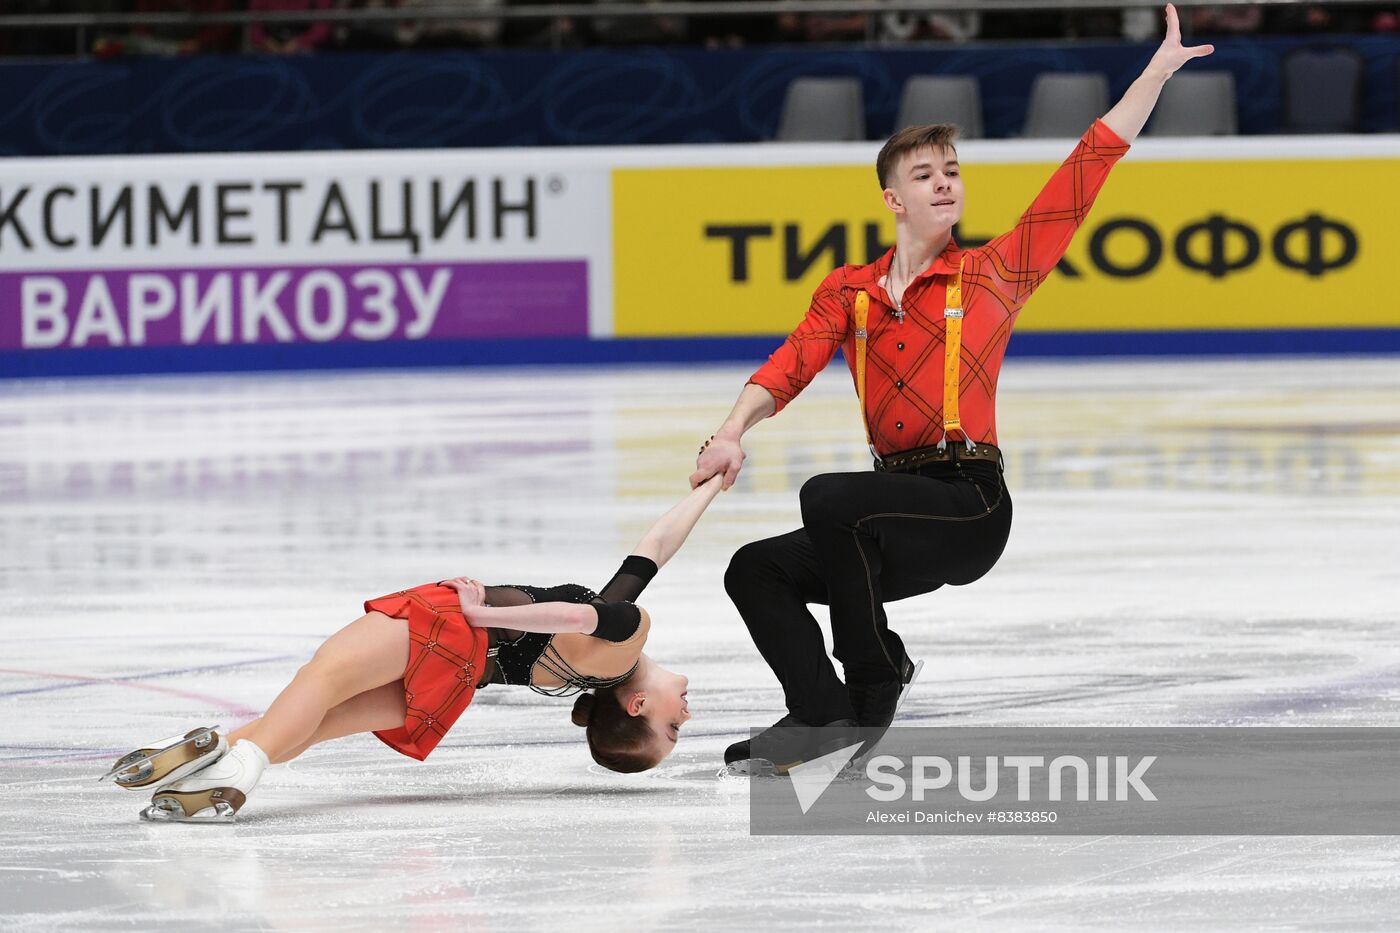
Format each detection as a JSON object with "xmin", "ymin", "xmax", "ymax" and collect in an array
[{"xmin": 846, "ymin": 237, "xmax": 961, "ymax": 289}]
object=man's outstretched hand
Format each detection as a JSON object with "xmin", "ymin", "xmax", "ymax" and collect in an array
[{"xmin": 690, "ymin": 435, "xmax": 746, "ymax": 490}]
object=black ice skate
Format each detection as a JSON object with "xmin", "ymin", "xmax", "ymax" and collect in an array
[
  {"xmin": 723, "ymin": 714, "xmax": 861, "ymax": 777},
  {"xmin": 848, "ymin": 656, "xmax": 924, "ymax": 758},
  {"xmin": 100, "ymin": 726, "xmax": 226, "ymax": 789}
]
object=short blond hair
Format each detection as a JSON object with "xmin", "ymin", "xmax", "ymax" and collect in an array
[{"xmin": 876, "ymin": 124, "xmax": 960, "ymax": 189}]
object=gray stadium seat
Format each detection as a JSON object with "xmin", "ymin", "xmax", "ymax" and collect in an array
[
  {"xmin": 777, "ymin": 77, "xmax": 866, "ymax": 141},
  {"xmin": 894, "ymin": 76, "xmax": 984, "ymax": 138},
  {"xmin": 1022, "ymin": 72, "xmax": 1110, "ymax": 138},
  {"xmin": 1145, "ymin": 71, "xmax": 1238, "ymax": 136},
  {"xmin": 1281, "ymin": 48, "xmax": 1363, "ymax": 134}
]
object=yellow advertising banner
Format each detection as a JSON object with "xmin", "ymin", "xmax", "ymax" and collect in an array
[{"xmin": 612, "ymin": 158, "xmax": 1391, "ymax": 336}]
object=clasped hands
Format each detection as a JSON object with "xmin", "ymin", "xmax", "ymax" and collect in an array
[{"xmin": 689, "ymin": 433, "xmax": 746, "ymax": 490}]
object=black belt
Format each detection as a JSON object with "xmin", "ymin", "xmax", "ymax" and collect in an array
[{"xmin": 875, "ymin": 441, "xmax": 1003, "ymax": 473}]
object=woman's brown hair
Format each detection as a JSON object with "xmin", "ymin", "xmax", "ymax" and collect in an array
[{"xmin": 571, "ymin": 685, "xmax": 658, "ymax": 774}]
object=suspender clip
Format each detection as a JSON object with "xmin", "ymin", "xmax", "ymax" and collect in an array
[
  {"xmin": 936, "ymin": 434, "xmax": 979, "ymax": 455},
  {"xmin": 944, "ymin": 306, "xmax": 964, "ymax": 319}
]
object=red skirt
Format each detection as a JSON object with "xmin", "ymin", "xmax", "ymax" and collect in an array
[{"xmin": 365, "ymin": 583, "xmax": 489, "ymax": 761}]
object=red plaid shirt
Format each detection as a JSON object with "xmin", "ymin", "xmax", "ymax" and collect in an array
[{"xmin": 749, "ymin": 119, "xmax": 1130, "ymax": 454}]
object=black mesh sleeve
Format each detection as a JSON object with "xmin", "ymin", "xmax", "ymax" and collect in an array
[
  {"xmin": 590, "ymin": 601, "xmax": 642, "ymax": 642},
  {"xmin": 484, "ymin": 555, "xmax": 656, "ymax": 618},
  {"xmin": 594, "ymin": 555, "xmax": 659, "ymax": 605}
]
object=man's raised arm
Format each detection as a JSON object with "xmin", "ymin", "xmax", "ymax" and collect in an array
[{"xmin": 1101, "ymin": 3, "xmax": 1214, "ymax": 144}]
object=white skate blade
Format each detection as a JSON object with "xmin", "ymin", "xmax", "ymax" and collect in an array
[
  {"xmin": 100, "ymin": 726, "xmax": 223, "ymax": 787},
  {"xmin": 896, "ymin": 659, "xmax": 924, "ymax": 715}
]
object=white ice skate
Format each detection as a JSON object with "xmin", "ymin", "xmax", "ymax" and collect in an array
[
  {"xmin": 139, "ymin": 739, "xmax": 269, "ymax": 824},
  {"xmin": 100, "ymin": 726, "xmax": 226, "ymax": 789}
]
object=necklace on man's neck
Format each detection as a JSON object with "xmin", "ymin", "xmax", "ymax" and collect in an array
[
  {"xmin": 888, "ymin": 257, "xmax": 915, "ymax": 323},
  {"xmin": 890, "ymin": 273, "xmax": 905, "ymax": 323}
]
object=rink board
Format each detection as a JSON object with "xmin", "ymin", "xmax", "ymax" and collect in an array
[{"xmin": 2, "ymin": 136, "xmax": 1398, "ymax": 377}]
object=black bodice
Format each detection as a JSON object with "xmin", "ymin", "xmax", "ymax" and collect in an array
[
  {"xmin": 489, "ymin": 584, "xmax": 602, "ymax": 692},
  {"xmin": 483, "ymin": 557, "xmax": 657, "ymax": 697}
]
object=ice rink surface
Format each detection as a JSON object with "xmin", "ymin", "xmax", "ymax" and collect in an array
[{"xmin": 2, "ymin": 355, "xmax": 1399, "ymax": 931}]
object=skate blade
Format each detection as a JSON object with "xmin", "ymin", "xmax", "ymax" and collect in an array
[
  {"xmin": 139, "ymin": 801, "xmax": 237, "ymax": 824},
  {"xmin": 772, "ymin": 758, "xmax": 812, "ymax": 776},
  {"xmin": 897, "ymin": 660, "xmax": 924, "ymax": 711},
  {"xmin": 718, "ymin": 759, "xmax": 779, "ymax": 779},
  {"xmin": 100, "ymin": 726, "xmax": 221, "ymax": 786},
  {"xmin": 720, "ymin": 758, "xmax": 849, "ymax": 780},
  {"xmin": 143, "ymin": 788, "xmax": 244, "ymax": 824}
]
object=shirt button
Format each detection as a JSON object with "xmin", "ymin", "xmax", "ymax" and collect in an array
[
  {"xmin": 895, "ymin": 380, "xmax": 904, "ymax": 389},
  {"xmin": 897, "ymin": 342, "xmax": 905, "ymax": 350},
  {"xmin": 896, "ymin": 421, "xmax": 904, "ymax": 430}
]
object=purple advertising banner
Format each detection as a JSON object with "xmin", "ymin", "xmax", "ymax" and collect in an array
[{"xmin": 0, "ymin": 260, "xmax": 589, "ymax": 351}]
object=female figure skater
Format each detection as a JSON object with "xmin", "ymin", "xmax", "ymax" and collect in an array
[{"xmin": 104, "ymin": 475, "xmax": 725, "ymax": 822}]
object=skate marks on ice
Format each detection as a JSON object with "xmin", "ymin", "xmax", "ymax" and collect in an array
[
  {"xmin": 0, "ymin": 653, "xmax": 291, "ymax": 768},
  {"xmin": 903, "ymin": 665, "xmax": 1400, "ymax": 725},
  {"xmin": 902, "ymin": 671, "xmax": 1235, "ymax": 720},
  {"xmin": 173, "ymin": 783, "xmax": 685, "ymax": 826},
  {"xmin": 1208, "ymin": 661, "xmax": 1400, "ymax": 722},
  {"xmin": 0, "ymin": 654, "xmax": 298, "ymax": 703}
]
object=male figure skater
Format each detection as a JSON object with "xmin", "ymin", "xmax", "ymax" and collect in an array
[{"xmin": 692, "ymin": 5, "xmax": 1213, "ymax": 769}]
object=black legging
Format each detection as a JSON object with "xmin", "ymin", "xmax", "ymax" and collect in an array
[{"xmin": 723, "ymin": 457, "xmax": 1013, "ymax": 725}]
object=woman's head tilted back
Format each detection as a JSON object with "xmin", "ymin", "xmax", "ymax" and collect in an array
[{"xmin": 571, "ymin": 655, "xmax": 691, "ymax": 773}]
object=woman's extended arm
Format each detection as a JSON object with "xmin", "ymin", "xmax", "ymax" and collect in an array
[
  {"xmin": 1101, "ymin": 3, "xmax": 1214, "ymax": 144},
  {"xmin": 444, "ymin": 576, "xmax": 599, "ymax": 634},
  {"xmin": 440, "ymin": 478, "xmax": 722, "ymax": 634},
  {"xmin": 631, "ymin": 473, "xmax": 725, "ymax": 571}
]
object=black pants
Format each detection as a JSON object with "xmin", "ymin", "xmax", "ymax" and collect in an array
[{"xmin": 724, "ymin": 457, "xmax": 1012, "ymax": 725}]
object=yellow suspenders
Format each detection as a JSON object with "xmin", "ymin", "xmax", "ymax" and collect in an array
[
  {"xmin": 853, "ymin": 290, "xmax": 877, "ymax": 459},
  {"xmin": 938, "ymin": 256, "xmax": 976, "ymax": 453},
  {"xmin": 854, "ymin": 256, "xmax": 974, "ymax": 463}
]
